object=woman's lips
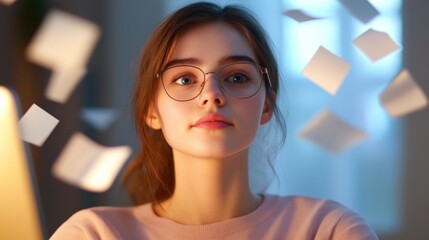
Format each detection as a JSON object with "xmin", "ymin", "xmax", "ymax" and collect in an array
[
  {"xmin": 194, "ymin": 121, "xmax": 231, "ymax": 129},
  {"xmin": 192, "ymin": 113, "xmax": 232, "ymax": 129}
]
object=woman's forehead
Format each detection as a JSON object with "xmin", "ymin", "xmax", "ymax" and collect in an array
[{"xmin": 166, "ymin": 23, "xmax": 257, "ymax": 68}]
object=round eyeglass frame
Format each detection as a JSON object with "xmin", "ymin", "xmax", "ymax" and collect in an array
[{"xmin": 157, "ymin": 62, "xmax": 273, "ymax": 102}]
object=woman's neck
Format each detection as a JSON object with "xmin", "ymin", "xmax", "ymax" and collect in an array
[{"xmin": 154, "ymin": 149, "xmax": 262, "ymax": 225}]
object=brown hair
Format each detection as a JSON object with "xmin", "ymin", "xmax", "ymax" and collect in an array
[{"xmin": 122, "ymin": 2, "xmax": 286, "ymax": 205}]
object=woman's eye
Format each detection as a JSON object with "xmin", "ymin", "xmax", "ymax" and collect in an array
[
  {"xmin": 175, "ymin": 76, "xmax": 194, "ymax": 85},
  {"xmin": 226, "ymin": 73, "xmax": 248, "ymax": 84}
]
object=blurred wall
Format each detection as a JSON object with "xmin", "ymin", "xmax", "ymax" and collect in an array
[{"xmin": 393, "ymin": 0, "xmax": 429, "ymax": 239}]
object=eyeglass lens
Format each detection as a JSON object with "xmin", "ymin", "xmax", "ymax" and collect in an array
[{"xmin": 161, "ymin": 63, "xmax": 263, "ymax": 101}]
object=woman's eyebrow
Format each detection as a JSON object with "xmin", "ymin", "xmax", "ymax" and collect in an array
[
  {"xmin": 163, "ymin": 55, "xmax": 257, "ymax": 70},
  {"xmin": 219, "ymin": 55, "xmax": 257, "ymax": 65},
  {"xmin": 164, "ymin": 58, "xmax": 201, "ymax": 69}
]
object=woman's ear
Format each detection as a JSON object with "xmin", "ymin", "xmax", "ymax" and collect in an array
[
  {"xmin": 260, "ymin": 93, "xmax": 275, "ymax": 125},
  {"xmin": 146, "ymin": 106, "xmax": 162, "ymax": 130}
]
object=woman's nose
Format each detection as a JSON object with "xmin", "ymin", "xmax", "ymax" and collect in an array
[{"xmin": 198, "ymin": 74, "xmax": 225, "ymax": 107}]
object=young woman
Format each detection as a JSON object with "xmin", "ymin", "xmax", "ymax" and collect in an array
[{"xmin": 51, "ymin": 2, "xmax": 378, "ymax": 239}]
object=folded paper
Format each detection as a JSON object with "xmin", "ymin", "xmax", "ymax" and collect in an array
[
  {"xmin": 283, "ymin": 9, "xmax": 324, "ymax": 22},
  {"xmin": 299, "ymin": 110, "xmax": 367, "ymax": 154},
  {"xmin": 26, "ymin": 10, "xmax": 100, "ymax": 103},
  {"xmin": 302, "ymin": 46, "xmax": 351, "ymax": 95},
  {"xmin": 18, "ymin": 104, "xmax": 59, "ymax": 147},
  {"xmin": 380, "ymin": 69, "xmax": 428, "ymax": 117},
  {"xmin": 52, "ymin": 132, "xmax": 132, "ymax": 192},
  {"xmin": 338, "ymin": 0, "xmax": 379, "ymax": 24},
  {"xmin": 45, "ymin": 68, "xmax": 87, "ymax": 103},
  {"xmin": 353, "ymin": 28, "xmax": 401, "ymax": 61},
  {"xmin": 27, "ymin": 10, "xmax": 100, "ymax": 69}
]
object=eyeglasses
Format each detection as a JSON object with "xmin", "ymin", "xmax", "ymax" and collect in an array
[{"xmin": 157, "ymin": 62, "xmax": 272, "ymax": 102}]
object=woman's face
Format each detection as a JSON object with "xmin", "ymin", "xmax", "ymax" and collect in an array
[{"xmin": 147, "ymin": 23, "xmax": 273, "ymax": 160}]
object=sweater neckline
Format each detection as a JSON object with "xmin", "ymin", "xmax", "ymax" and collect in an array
[{"xmin": 135, "ymin": 194, "xmax": 279, "ymax": 238}]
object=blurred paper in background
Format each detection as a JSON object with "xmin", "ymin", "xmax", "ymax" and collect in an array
[
  {"xmin": 26, "ymin": 10, "xmax": 100, "ymax": 103},
  {"xmin": 353, "ymin": 28, "xmax": 401, "ymax": 62},
  {"xmin": 381, "ymin": 69, "xmax": 428, "ymax": 117},
  {"xmin": 81, "ymin": 108, "xmax": 119, "ymax": 131},
  {"xmin": 302, "ymin": 46, "xmax": 351, "ymax": 95},
  {"xmin": 299, "ymin": 110, "xmax": 367, "ymax": 154},
  {"xmin": 52, "ymin": 132, "xmax": 131, "ymax": 192},
  {"xmin": 283, "ymin": 9, "xmax": 324, "ymax": 22},
  {"xmin": 45, "ymin": 68, "xmax": 87, "ymax": 103},
  {"xmin": 338, "ymin": 0, "xmax": 379, "ymax": 24},
  {"xmin": 27, "ymin": 10, "xmax": 100, "ymax": 69},
  {"xmin": 18, "ymin": 104, "xmax": 59, "ymax": 147}
]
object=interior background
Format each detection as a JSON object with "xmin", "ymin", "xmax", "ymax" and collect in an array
[{"xmin": 0, "ymin": 0, "xmax": 428, "ymax": 239}]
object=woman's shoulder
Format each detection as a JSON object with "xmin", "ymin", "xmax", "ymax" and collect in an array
[
  {"xmin": 266, "ymin": 194, "xmax": 357, "ymax": 215},
  {"xmin": 262, "ymin": 194, "xmax": 379, "ymax": 239},
  {"xmin": 76, "ymin": 205, "xmax": 139, "ymax": 222},
  {"xmin": 50, "ymin": 204, "xmax": 152, "ymax": 240}
]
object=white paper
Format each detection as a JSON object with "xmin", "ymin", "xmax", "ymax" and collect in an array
[
  {"xmin": 26, "ymin": 10, "xmax": 100, "ymax": 70},
  {"xmin": 45, "ymin": 68, "xmax": 86, "ymax": 103},
  {"xmin": 380, "ymin": 69, "xmax": 428, "ymax": 117},
  {"xmin": 353, "ymin": 29, "xmax": 401, "ymax": 61},
  {"xmin": 26, "ymin": 10, "xmax": 100, "ymax": 104},
  {"xmin": 338, "ymin": 0, "xmax": 379, "ymax": 24},
  {"xmin": 299, "ymin": 110, "xmax": 367, "ymax": 154},
  {"xmin": 81, "ymin": 108, "xmax": 119, "ymax": 131},
  {"xmin": 18, "ymin": 104, "xmax": 59, "ymax": 147},
  {"xmin": 302, "ymin": 46, "xmax": 351, "ymax": 95},
  {"xmin": 283, "ymin": 9, "xmax": 324, "ymax": 22},
  {"xmin": 52, "ymin": 132, "xmax": 132, "ymax": 192},
  {"xmin": 0, "ymin": 0, "xmax": 16, "ymax": 5}
]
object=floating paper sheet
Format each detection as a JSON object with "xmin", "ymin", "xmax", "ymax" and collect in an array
[
  {"xmin": 26, "ymin": 10, "xmax": 100, "ymax": 103},
  {"xmin": 380, "ymin": 69, "xmax": 428, "ymax": 117},
  {"xmin": 0, "ymin": 0, "xmax": 16, "ymax": 5},
  {"xmin": 18, "ymin": 104, "xmax": 59, "ymax": 147},
  {"xmin": 27, "ymin": 10, "xmax": 100, "ymax": 69},
  {"xmin": 299, "ymin": 110, "xmax": 367, "ymax": 154},
  {"xmin": 302, "ymin": 46, "xmax": 351, "ymax": 95},
  {"xmin": 81, "ymin": 108, "xmax": 119, "ymax": 131},
  {"xmin": 52, "ymin": 132, "xmax": 132, "ymax": 192},
  {"xmin": 283, "ymin": 9, "xmax": 324, "ymax": 22},
  {"xmin": 338, "ymin": 0, "xmax": 379, "ymax": 24},
  {"xmin": 45, "ymin": 68, "xmax": 87, "ymax": 103},
  {"xmin": 353, "ymin": 29, "xmax": 401, "ymax": 61}
]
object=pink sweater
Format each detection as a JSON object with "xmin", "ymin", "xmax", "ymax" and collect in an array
[{"xmin": 50, "ymin": 195, "xmax": 378, "ymax": 239}]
